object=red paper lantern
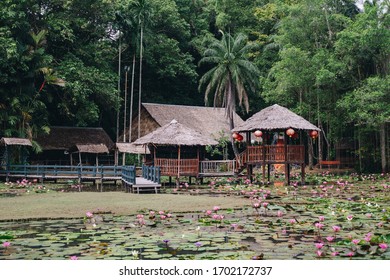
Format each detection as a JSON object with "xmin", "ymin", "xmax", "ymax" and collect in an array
[
  {"xmin": 232, "ymin": 132, "xmax": 239, "ymax": 139},
  {"xmin": 254, "ymin": 130, "xmax": 263, "ymax": 137},
  {"xmin": 286, "ymin": 128, "xmax": 295, "ymax": 137},
  {"xmin": 236, "ymin": 134, "xmax": 244, "ymax": 142},
  {"xmin": 310, "ymin": 130, "xmax": 319, "ymax": 139}
]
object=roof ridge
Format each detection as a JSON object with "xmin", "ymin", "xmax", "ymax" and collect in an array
[{"xmin": 142, "ymin": 103, "xmax": 226, "ymax": 110}]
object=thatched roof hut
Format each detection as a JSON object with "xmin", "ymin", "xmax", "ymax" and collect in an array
[
  {"xmin": 70, "ymin": 144, "xmax": 109, "ymax": 154},
  {"xmin": 116, "ymin": 142, "xmax": 150, "ymax": 154},
  {"xmin": 233, "ymin": 104, "xmax": 320, "ymax": 132},
  {"xmin": 0, "ymin": 137, "xmax": 32, "ymax": 147},
  {"xmin": 36, "ymin": 126, "xmax": 114, "ymax": 151},
  {"xmin": 134, "ymin": 119, "xmax": 218, "ymax": 146},
  {"xmin": 123, "ymin": 103, "xmax": 244, "ymax": 142},
  {"xmin": 134, "ymin": 120, "xmax": 218, "ymax": 180}
]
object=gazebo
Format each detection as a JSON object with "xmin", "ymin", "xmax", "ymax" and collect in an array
[
  {"xmin": 1, "ymin": 137, "xmax": 33, "ymax": 181},
  {"xmin": 69, "ymin": 144, "xmax": 109, "ymax": 166},
  {"xmin": 133, "ymin": 119, "xmax": 218, "ymax": 184},
  {"xmin": 232, "ymin": 104, "xmax": 321, "ymax": 185},
  {"xmin": 114, "ymin": 142, "xmax": 150, "ymax": 166}
]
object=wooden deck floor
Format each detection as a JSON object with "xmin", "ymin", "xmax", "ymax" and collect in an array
[{"xmin": 130, "ymin": 177, "xmax": 161, "ymax": 194}]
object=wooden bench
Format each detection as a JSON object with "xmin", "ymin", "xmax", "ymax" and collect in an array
[{"xmin": 319, "ymin": 160, "xmax": 340, "ymax": 169}]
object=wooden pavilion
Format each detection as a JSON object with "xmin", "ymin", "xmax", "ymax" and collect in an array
[
  {"xmin": 34, "ymin": 126, "xmax": 114, "ymax": 165},
  {"xmin": 69, "ymin": 144, "xmax": 110, "ymax": 166},
  {"xmin": 233, "ymin": 104, "xmax": 321, "ymax": 185},
  {"xmin": 133, "ymin": 119, "xmax": 218, "ymax": 184},
  {"xmin": 0, "ymin": 137, "xmax": 33, "ymax": 166}
]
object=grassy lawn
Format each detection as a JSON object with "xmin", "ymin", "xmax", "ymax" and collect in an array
[{"xmin": 0, "ymin": 191, "xmax": 248, "ymax": 220}]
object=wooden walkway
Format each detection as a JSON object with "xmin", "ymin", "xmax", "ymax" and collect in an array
[
  {"xmin": 0, "ymin": 164, "xmax": 161, "ymax": 194},
  {"xmin": 127, "ymin": 177, "xmax": 161, "ymax": 194}
]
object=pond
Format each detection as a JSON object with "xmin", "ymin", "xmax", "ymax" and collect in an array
[{"xmin": 1, "ymin": 173, "xmax": 389, "ymax": 260}]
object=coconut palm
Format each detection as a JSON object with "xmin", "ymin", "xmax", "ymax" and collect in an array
[{"xmin": 199, "ymin": 32, "xmax": 260, "ymax": 160}]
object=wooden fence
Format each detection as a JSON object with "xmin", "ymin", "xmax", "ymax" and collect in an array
[
  {"xmin": 0, "ymin": 164, "xmax": 136, "ymax": 184},
  {"xmin": 142, "ymin": 165, "xmax": 161, "ymax": 184}
]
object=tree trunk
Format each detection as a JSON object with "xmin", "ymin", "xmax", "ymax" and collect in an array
[
  {"xmin": 308, "ymin": 137, "xmax": 314, "ymax": 170},
  {"xmin": 229, "ymin": 117, "xmax": 240, "ymax": 164},
  {"xmin": 380, "ymin": 123, "xmax": 387, "ymax": 173},
  {"xmin": 317, "ymin": 93, "xmax": 323, "ymax": 162},
  {"xmin": 137, "ymin": 23, "xmax": 144, "ymax": 165},
  {"xmin": 128, "ymin": 53, "xmax": 136, "ymax": 143},
  {"xmin": 116, "ymin": 37, "xmax": 122, "ymax": 144}
]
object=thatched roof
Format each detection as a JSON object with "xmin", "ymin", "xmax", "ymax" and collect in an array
[
  {"xmin": 116, "ymin": 142, "xmax": 150, "ymax": 154},
  {"xmin": 70, "ymin": 144, "xmax": 109, "ymax": 154},
  {"xmin": 233, "ymin": 104, "xmax": 321, "ymax": 132},
  {"xmin": 133, "ymin": 120, "xmax": 219, "ymax": 146},
  {"xmin": 0, "ymin": 137, "xmax": 32, "ymax": 146},
  {"xmin": 142, "ymin": 103, "xmax": 244, "ymax": 139},
  {"xmin": 36, "ymin": 126, "xmax": 114, "ymax": 151}
]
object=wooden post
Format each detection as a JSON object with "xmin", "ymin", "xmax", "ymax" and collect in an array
[
  {"xmin": 96, "ymin": 154, "xmax": 99, "ymax": 166},
  {"xmin": 267, "ymin": 163, "xmax": 271, "ymax": 183},
  {"xmin": 78, "ymin": 152, "xmax": 82, "ymax": 166},
  {"xmin": 262, "ymin": 164, "xmax": 266, "ymax": 183},
  {"xmin": 284, "ymin": 132, "xmax": 288, "ymax": 186},
  {"xmin": 197, "ymin": 146, "xmax": 200, "ymax": 175},
  {"xmin": 114, "ymin": 149, "xmax": 118, "ymax": 166},
  {"xmin": 5, "ymin": 145, "xmax": 9, "ymax": 182},
  {"xmin": 177, "ymin": 145, "xmax": 181, "ymax": 187},
  {"xmin": 301, "ymin": 163, "xmax": 305, "ymax": 185},
  {"xmin": 70, "ymin": 153, "xmax": 73, "ymax": 166}
]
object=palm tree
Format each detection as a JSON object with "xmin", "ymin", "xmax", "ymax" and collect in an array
[{"xmin": 199, "ymin": 32, "xmax": 259, "ymax": 160}]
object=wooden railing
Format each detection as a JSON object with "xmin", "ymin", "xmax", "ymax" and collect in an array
[
  {"xmin": 240, "ymin": 145, "xmax": 305, "ymax": 165},
  {"xmin": 199, "ymin": 160, "xmax": 236, "ymax": 175},
  {"xmin": 122, "ymin": 166, "xmax": 136, "ymax": 185},
  {"xmin": 0, "ymin": 164, "xmax": 136, "ymax": 184},
  {"xmin": 154, "ymin": 158, "xmax": 199, "ymax": 176},
  {"xmin": 142, "ymin": 165, "xmax": 161, "ymax": 183}
]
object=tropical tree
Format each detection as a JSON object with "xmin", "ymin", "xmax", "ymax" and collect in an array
[{"xmin": 199, "ymin": 31, "xmax": 260, "ymax": 159}]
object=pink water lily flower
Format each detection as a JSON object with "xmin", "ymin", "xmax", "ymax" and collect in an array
[
  {"xmin": 277, "ymin": 210, "xmax": 284, "ymax": 217},
  {"xmin": 316, "ymin": 250, "xmax": 323, "ymax": 257},
  {"xmin": 346, "ymin": 251, "xmax": 355, "ymax": 257},
  {"xmin": 326, "ymin": 236, "xmax": 335, "ymax": 242},
  {"xmin": 2, "ymin": 241, "xmax": 11, "ymax": 248},
  {"xmin": 352, "ymin": 239, "xmax": 360, "ymax": 245},
  {"xmin": 86, "ymin": 211, "xmax": 93, "ymax": 218},
  {"xmin": 213, "ymin": 206, "xmax": 221, "ymax": 212},
  {"xmin": 315, "ymin": 243, "xmax": 324, "ymax": 249},
  {"xmin": 69, "ymin": 256, "xmax": 78, "ymax": 260},
  {"xmin": 347, "ymin": 215, "xmax": 353, "ymax": 221},
  {"xmin": 318, "ymin": 216, "xmax": 325, "ymax": 222},
  {"xmin": 379, "ymin": 243, "xmax": 388, "ymax": 250},
  {"xmin": 331, "ymin": 251, "xmax": 339, "ymax": 256},
  {"xmin": 332, "ymin": 225, "xmax": 341, "ymax": 232},
  {"xmin": 315, "ymin": 222, "xmax": 324, "ymax": 229},
  {"xmin": 289, "ymin": 219, "xmax": 297, "ymax": 224}
]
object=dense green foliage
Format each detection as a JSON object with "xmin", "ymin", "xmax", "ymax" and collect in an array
[{"xmin": 0, "ymin": 0, "xmax": 389, "ymax": 172}]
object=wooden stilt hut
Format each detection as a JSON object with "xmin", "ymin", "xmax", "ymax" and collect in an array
[
  {"xmin": 232, "ymin": 104, "xmax": 321, "ymax": 185},
  {"xmin": 133, "ymin": 119, "xmax": 218, "ymax": 184},
  {"xmin": 69, "ymin": 144, "xmax": 109, "ymax": 166},
  {"xmin": 0, "ymin": 137, "xmax": 32, "ymax": 181},
  {"xmin": 115, "ymin": 143, "xmax": 151, "ymax": 166}
]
